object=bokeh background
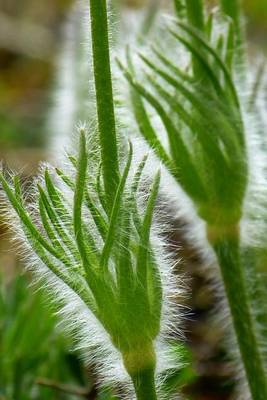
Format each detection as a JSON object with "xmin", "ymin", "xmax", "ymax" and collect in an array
[{"xmin": 0, "ymin": 1, "xmax": 266, "ymax": 399}]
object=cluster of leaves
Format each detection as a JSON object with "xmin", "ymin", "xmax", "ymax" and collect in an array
[
  {"xmin": 0, "ymin": 127, "xmax": 173, "ymax": 397},
  {"xmin": 118, "ymin": 1, "xmax": 267, "ymax": 399},
  {"xmin": 120, "ymin": 15, "xmax": 247, "ymax": 227}
]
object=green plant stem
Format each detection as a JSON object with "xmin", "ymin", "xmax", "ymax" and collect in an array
[
  {"xmin": 130, "ymin": 368, "xmax": 157, "ymax": 400},
  {"xmin": 123, "ymin": 344, "xmax": 158, "ymax": 400},
  {"xmin": 89, "ymin": 0, "xmax": 119, "ymax": 208},
  {"xmin": 242, "ymin": 247, "xmax": 267, "ymax": 342},
  {"xmin": 208, "ymin": 226, "xmax": 267, "ymax": 400}
]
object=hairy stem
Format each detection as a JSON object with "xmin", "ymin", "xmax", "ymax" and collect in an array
[
  {"xmin": 242, "ymin": 247, "xmax": 267, "ymax": 346},
  {"xmin": 123, "ymin": 344, "xmax": 158, "ymax": 400},
  {"xmin": 208, "ymin": 225, "xmax": 267, "ymax": 400},
  {"xmin": 130, "ymin": 368, "xmax": 157, "ymax": 400},
  {"xmin": 89, "ymin": 0, "xmax": 119, "ymax": 209}
]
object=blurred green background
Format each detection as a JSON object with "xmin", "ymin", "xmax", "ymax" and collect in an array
[{"xmin": 0, "ymin": 1, "xmax": 266, "ymax": 399}]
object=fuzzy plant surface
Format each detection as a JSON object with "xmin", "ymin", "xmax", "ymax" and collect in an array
[
  {"xmin": 118, "ymin": 0, "xmax": 267, "ymax": 399},
  {"xmin": 0, "ymin": 1, "xmax": 188, "ymax": 400}
]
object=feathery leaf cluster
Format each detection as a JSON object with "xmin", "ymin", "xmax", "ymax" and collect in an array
[
  {"xmin": 0, "ymin": 127, "xmax": 176, "ymax": 398},
  {"xmin": 119, "ymin": 17, "xmax": 247, "ymax": 229},
  {"xmin": 118, "ymin": 1, "xmax": 267, "ymax": 399}
]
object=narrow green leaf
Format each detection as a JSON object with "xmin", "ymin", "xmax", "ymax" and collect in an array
[
  {"xmin": 174, "ymin": 21, "xmax": 240, "ymax": 109},
  {"xmin": 185, "ymin": 0, "xmax": 205, "ymax": 32},
  {"xmin": 56, "ymin": 167, "xmax": 108, "ymax": 240},
  {"xmin": 0, "ymin": 175, "xmax": 97, "ymax": 309},
  {"xmin": 225, "ymin": 20, "xmax": 234, "ymax": 70},
  {"xmin": 96, "ymin": 162, "xmax": 108, "ymax": 215},
  {"xmin": 119, "ymin": 60, "xmax": 208, "ymax": 202},
  {"xmin": 184, "ymin": 0, "xmax": 206, "ymax": 80},
  {"xmin": 38, "ymin": 196, "xmax": 77, "ymax": 271},
  {"xmin": 173, "ymin": 0, "xmax": 184, "ymax": 17},
  {"xmin": 13, "ymin": 175, "xmax": 22, "ymax": 200},
  {"xmin": 216, "ymin": 34, "xmax": 225, "ymax": 57},
  {"xmin": 45, "ymin": 169, "xmax": 70, "ymax": 219},
  {"xmin": 151, "ymin": 45, "xmax": 194, "ymax": 84},
  {"xmin": 147, "ymin": 254, "xmax": 163, "ymax": 335},
  {"xmin": 125, "ymin": 52, "xmax": 175, "ymax": 173},
  {"xmin": 38, "ymin": 185, "xmax": 80, "ymax": 262},
  {"xmin": 101, "ymin": 143, "xmax": 133, "ymax": 271},
  {"xmin": 130, "ymin": 159, "xmax": 162, "ymax": 324},
  {"xmin": 0, "ymin": 173, "xmax": 67, "ymax": 263},
  {"xmin": 248, "ymin": 61, "xmax": 266, "ymax": 110},
  {"xmin": 167, "ymin": 31, "xmax": 225, "ymax": 99},
  {"xmin": 138, "ymin": 0, "xmax": 160, "ymax": 41},
  {"xmin": 205, "ymin": 12, "xmax": 214, "ymax": 39},
  {"xmin": 145, "ymin": 73, "xmax": 230, "ymax": 181},
  {"xmin": 45, "ymin": 170, "xmax": 102, "ymax": 263},
  {"xmin": 139, "ymin": 53, "xmax": 242, "ymax": 159},
  {"xmin": 30, "ymin": 237, "xmax": 97, "ymax": 314},
  {"xmin": 129, "ymin": 156, "xmax": 149, "ymax": 237},
  {"xmin": 136, "ymin": 171, "xmax": 160, "ymax": 287},
  {"xmin": 116, "ymin": 195, "xmax": 134, "ymax": 304},
  {"xmin": 73, "ymin": 130, "xmax": 95, "ymax": 279},
  {"xmin": 84, "ymin": 191, "xmax": 108, "ymax": 239}
]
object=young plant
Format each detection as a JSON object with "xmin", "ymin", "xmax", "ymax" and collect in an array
[
  {"xmin": 0, "ymin": 1, "xmax": 184, "ymax": 400},
  {"xmin": 119, "ymin": 0, "xmax": 267, "ymax": 399}
]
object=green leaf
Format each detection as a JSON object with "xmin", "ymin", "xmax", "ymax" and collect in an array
[
  {"xmin": 38, "ymin": 196, "xmax": 76, "ymax": 271},
  {"xmin": 174, "ymin": 21, "xmax": 240, "ymax": 109},
  {"xmin": 44, "ymin": 169, "xmax": 71, "ymax": 222},
  {"xmin": 100, "ymin": 142, "xmax": 133, "ymax": 272},
  {"xmin": 0, "ymin": 173, "xmax": 64, "ymax": 263},
  {"xmin": 0, "ymin": 173, "xmax": 95, "ymax": 311},
  {"xmin": 139, "ymin": 51, "xmax": 242, "ymax": 162},
  {"xmin": 136, "ymin": 171, "xmax": 160, "ymax": 287},
  {"xmin": 73, "ymin": 130, "xmax": 93, "ymax": 278},
  {"xmin": 55, "ymin": 167, "xmax": 108, "ymax": 240},
  {"xmin": 167, "ymin": 29, "xmax": 225, "ymax": 99},
  {"xmin": 143, "ymin": 72, "xmax": 231, "ymax": 201},
  {"xmin": 119, "ymin": 60, "xmax": 207, "ymax": 203},
  {"xmin": 38, "ymin": 185, "xmax": 80, "ymax": 262},
  {"xmin": 151, "ymin": 45, "xmax": 194, "ymax": 84}
]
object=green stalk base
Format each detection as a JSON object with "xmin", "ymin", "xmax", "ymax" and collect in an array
[
  {"xmin": 123, "ymin": 344, "xmax": 158, "ymax": 400},
  {"xmin": 208, "ymin": 226, "xmax": 267, "ymax": 400},
  {"xmin": 130, "ymin": 368, "xmax": 157, "ymax": 400}
]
